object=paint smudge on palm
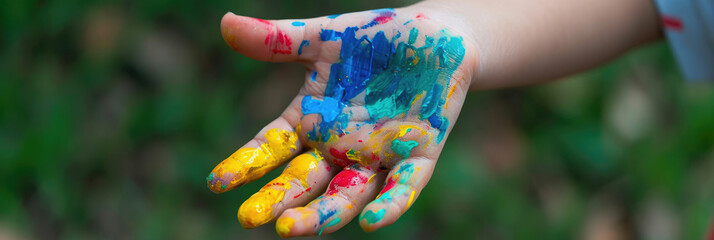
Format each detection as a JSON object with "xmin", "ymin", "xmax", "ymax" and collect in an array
[
  {"xmin": 301, "ymin": 24, "xmax": 465, "ymax": 146},
  {"xmin": 207, "ymin": 128, "xmax": 298, "ymax": 193}
]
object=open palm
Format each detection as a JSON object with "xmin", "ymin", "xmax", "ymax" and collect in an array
[{"xmin": 207, "ymin": 7, "xmax": 478, "ymax": 237}]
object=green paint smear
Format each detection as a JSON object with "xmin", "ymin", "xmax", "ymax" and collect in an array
[
  {"xmin": 318, "ymin": 217, "xmax": 341, "ymax": 235},
  {"xmin": 391, "ymin": 139, "xmax": 419, "ymax": 158},
  {"xmin": 361, "ymin": 209, "xmax": 386, "ymax": 224}
]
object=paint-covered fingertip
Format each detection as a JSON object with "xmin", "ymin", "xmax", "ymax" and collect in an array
[
  {"xmin": 275, "ymin": 216, "xmax": 295, "ymax": 238},
  {"xmin": 359, "ymin": 208, "xmax": 386, "ymax": 232},
  {"xmin": 206, "ymin": 172, "xmax": 233, "ymax": 193},
  {"xmin": 359, "ymin": 218, "xmax": 377, "ymax": 233},
  {"xmin": 278, "ymin": 207, "xmax": 320, "ymax": 236},
  {"xmin": 220, "ymin": 12, "xmax": 244, "ymax": 52},
  {"xmin": 237, "ymin": 200, "xmax": 273, "ymax": 229}
]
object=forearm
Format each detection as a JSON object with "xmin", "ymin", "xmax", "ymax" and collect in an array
[{"xmin": 414, "ymin": 0, "xmax": 663, "ymax": 90}]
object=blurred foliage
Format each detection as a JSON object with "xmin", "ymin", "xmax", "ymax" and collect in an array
[{"xmin": 1, "ymin": 0, "xmax": 713, "ymax": 239}]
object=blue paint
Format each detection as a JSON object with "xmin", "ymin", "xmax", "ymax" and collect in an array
[
  {"xmin": 327, "ymin": 14, "xmax": 341, "ymax": 19},
  {"xmin": 403, "ymin": 20, "xmax": 413, "ymax": 25},
  {"xmin": 291, "ymin": 21, "xmax": 305, "ymax": 26},
  {"xmin": 304, "ymin": 26, "xmax": 465, "ymax": 143},
  {"xmin": 300, "ymin": 96, "xmax": 348, "ymax": 142},
  {"xmin": 298, "ymin": 40, "xmax": 310, "ymax": 55},
  {"xmin": 318, "ymin": 209, "xmax": 337, "ymax": 225},
  {"xmin": 324, "ymin": 27, "xmax": 383, "ymax": 102},
  {"xmin": 301, "ymin": 96, "xmax": 342, "ymax": 122},
  {"xmin": 311, "ymin": 71, "xmax": 317, "ymax": 81},
  {"xmin": 319, "ymin": 29, "xmax": 342, "ymax": 41}
]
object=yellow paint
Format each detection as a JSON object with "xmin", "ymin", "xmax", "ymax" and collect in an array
[
  {"xmin": 367, "ymin": 173, "xmax": 376, "ymax": 184},
  {"xmin": 238, "ymin": 177, "xmax": 291, "ymax": 228},
  {"xmin": 284, "ymin": 150, "xmax": 323, "ymax": 188},
  {"xmin": 327, "ymin": 133, "xmax": 340, "ymax": 144},
  {"xmin": 361, "ymin": 124, "xmax": 434, "ymax": 165},
  {"xmin": 346, "ymin": 149, "xmax": 361, "ymax": 162},
  {"xmin": 237, "ymin": 150, "xmax": 324, "ymax": 228},
  {"xmin": 295, "ymin": 122, "xmax": 302, "ymax": 137},
  {"xmin": 395, "ymin": 125, "xmax": 433, "ymax": 151},
  {"xmin": 346, "ymin": 204, "xmax": 353, "ymax": 209},
  {"xmin": 411, "ymin": 92, "xmax": 425, "ymax": 106},
  {"xmin": 276, "ymin": 216, "xmax": 295, "ymax": 238},
  {"xmin": 406, "ymin": 190, "xmax": 415, "ymax": 209},
  {"xmin": 444, "ymin": 76, "xmax": 462, "ymax": 109},
  {"xmin": 208, "ymin": 128, "xmax": 298, "ymax": 193},
  {"xmin": 412, "ymin": 56, "xmax": 420, "ymax": 65}
]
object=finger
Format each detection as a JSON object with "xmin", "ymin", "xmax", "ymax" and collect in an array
[
  {"xmin": 220, "ymin": 12, "xmax": 325, "ymax": 62},
  {"xmin": 207, "ymin": 101, "xmax": 304, "ymax": 193},
  {"xmin": 237, "ymin": 149, "xmax": 339, "ymax": 228},
  {"xmin": 359, "ymin": 156, "xmax": 436, "ymax": 232},
  {"xmin": 274, "ymin": 166, "xmax": 386, "ymax": 237}
]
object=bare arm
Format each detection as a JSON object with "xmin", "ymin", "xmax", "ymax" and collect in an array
[{"xmin": 415, "ymin": 0, "xmax": 663, "ymax": 90}]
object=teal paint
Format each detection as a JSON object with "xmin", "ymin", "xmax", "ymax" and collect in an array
[
  {"xmin": 304, "ymin": 26, "xmax": 465, "ymax": 143},
  {"xmin": 395, "ymin": 163, "xmax": 415, "ymax": 184},
  {"xmin": 391, "ymin": 139, "xmax": 419, "ymax": 158},
  {"xmin": 361, "ymin": 209, "xmax": 386, "ymax": 224},
  {"xmin": 318, "ymin": 217, "xmax": 341, "ymax": 235}
]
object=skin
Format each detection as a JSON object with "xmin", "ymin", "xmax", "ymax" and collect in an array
[{"xmin": 207, "ymin": 0, "xmax": 662, "ymax": 237}]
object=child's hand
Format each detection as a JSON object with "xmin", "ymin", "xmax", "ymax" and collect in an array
[{"xmin": 207, "ymin": 6, "xmax": 477, "ymax": 237}]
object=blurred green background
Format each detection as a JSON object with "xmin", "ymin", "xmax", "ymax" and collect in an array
[{"xmin": 1, "ymin": 0, "xmax": 713, "ymax": 239}]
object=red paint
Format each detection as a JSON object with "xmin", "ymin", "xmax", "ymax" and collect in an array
[
  {"xmin": 379, "ymin": 178, "xmax": 396, "ymax": 195},
  {"xmin": 326, "ymin": 169, "xmax": 368, "ymax": 195},
  {"xmin": 358, "ymin": 140, "xmax": 363, "ymax": 143},
  {"xmin": 330, "ymin": 148, "xmax": 353, "ymax": 168},
  {"xmin": 265, "ymin": 30, "xmax": 292, "ymax": 54},
  {"xmin": 373, "ymin": 13, "xmax": 395, "ymax": 25},
  {"xmin": 371, "ymin": 152, "xmax": 380, "ymax": 161},
  {"xmin": 254, "ymin": 18, "xmax": 292, "ymax": 54},
  {"xmin": 373, "ymin": 121, "xmax": 385, "ymax": 130},
  {"xmin": 709, "ymin": 220, "xmax": 714, "ymax": 240},
  {"xmin": 416, "ymin": 13, "xmax": 428, "ymax": 19},
  {"xmin": 293, "ymin": 187, "xmax": 312, "ymax": 198},
  {"xmin": 661, "ymin": 15, "xmax": 683, "ymax": 31},
  {"xmin": 254, "ymin": 18, "xmax": 272, "ymax": 26}
]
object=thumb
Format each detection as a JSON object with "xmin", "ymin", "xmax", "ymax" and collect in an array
[{"xmin": 220, "ymin": 12, "xmax": 324, "ymax": 62}]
